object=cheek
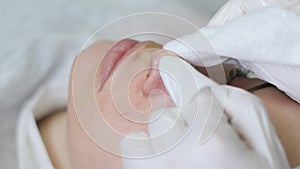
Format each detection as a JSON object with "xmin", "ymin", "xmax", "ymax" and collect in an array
[
  {"xmin": 67, "ymin": 97, "xmax": 124, "ymax": 169},
  {"xmin": 96, "ymin": 84, "xmax": 148, "ymax": 134},
  {"xmin": 128, "ymin": 70, "xmax": 149, "ymax": 112}
]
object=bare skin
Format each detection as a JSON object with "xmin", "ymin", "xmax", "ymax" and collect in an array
[
  {"xmin": 67, "ymin": 40, "xmax": 176, "ymax": 169},
  {"xmin": 38, "ymin": 40, "xmax": 300, "ymax": 169},
  {"xmin": 38, "ymin": 111, "xmax": 71, "ymax": 169}
]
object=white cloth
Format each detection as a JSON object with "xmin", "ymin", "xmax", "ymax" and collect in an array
[
  {"xmin": 163, "ymin": 6, "xmax": 300, "ymax": 103},
  {"xmin": 16, "ymin": 82, "xmax": 68, "ymax": 169},
  {"xmin": 121, "ymin": 56, "xmax": 294, "ymax": 169},
  {"xmin": 207, "ymin": 0, "xmax": 298, "ymax": 26}
]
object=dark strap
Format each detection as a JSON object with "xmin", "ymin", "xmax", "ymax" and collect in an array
[{"xmin": 247, "ymin": 82, "xmax": 276, "ymax": 92}]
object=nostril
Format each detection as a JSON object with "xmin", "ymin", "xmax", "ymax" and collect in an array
[
  {"xmin": 142, "ymin": 68, "xmax": 175, "ymax": 106},
  {"xmin": 143, "ymin": 68, "xmax": 163, "ymax": 95},
  {"xmin": 145, "ymin": 71, "xmax": 151, "ymax": 79}
]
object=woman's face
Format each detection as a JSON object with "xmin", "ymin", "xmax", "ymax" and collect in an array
[{"xmin": 67, "ymin": 40, "xmax": 178, "ymax": 169}]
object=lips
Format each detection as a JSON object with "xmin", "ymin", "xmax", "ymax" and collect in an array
[{"xmin": 97, "ymin": 39, "xmax": 138, "ymax": 91}]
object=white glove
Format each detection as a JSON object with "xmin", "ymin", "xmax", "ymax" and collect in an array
[
  {"xmin": 164, "ymin": 6, "xmax": 300, "ymax": 103},
  {"xmin": 207, "ymin": 0, "xmax": 297, "ymax": 26},
  {"xmin": 120, "ymin": 56, "xmax": 290, "ymax": 169}
]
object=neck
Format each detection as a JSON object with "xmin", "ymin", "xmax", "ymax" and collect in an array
[{"xmin": 38, "ymin": 110, "xmax": 71, "ymax": 169}]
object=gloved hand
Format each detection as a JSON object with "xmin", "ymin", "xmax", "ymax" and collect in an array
[
  {"xmin": 207, "ymin": 0, "xmax": 297, "ymax": 26},
  {"xmin": 163, "ymin": 5, "xmax": 300, "ymax": 103},
  {"xmin": 120, "ymin": 56, "xmax": 290, "ymax": 169}
]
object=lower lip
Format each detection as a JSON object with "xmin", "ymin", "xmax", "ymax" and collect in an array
[{"xmin": 97, "ymin": 39, "xmax": 138, "ymax": 91}]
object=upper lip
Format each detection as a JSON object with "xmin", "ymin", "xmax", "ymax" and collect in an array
[{"xmin": 97, "ymin": 39, "xmax": 138, "ymax": 91}]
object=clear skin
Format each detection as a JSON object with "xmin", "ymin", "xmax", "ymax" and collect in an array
[
  {"xmin": 68, "ymin": 40, "xmax": 177, "ymax": 169},
  {"xmin": 39, "ymin": 40, "xmax": 300, "ymax": 169}
]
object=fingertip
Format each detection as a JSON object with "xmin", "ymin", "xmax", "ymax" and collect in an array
[
  {"xmin": 148, "ymin": 107, "xmax": 182, "ymax": 137},
  {"xmin": 159, "ymin": 56, "xmax": 182, "ymax": 106},
  {"xmin": 120, "ymin": 132, "xmax": 152, "ymax": 158}
]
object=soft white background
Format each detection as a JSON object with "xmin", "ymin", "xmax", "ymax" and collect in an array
[{"xmin": 0, "ymin": 0, "xmax": 226, "ymax": 168}]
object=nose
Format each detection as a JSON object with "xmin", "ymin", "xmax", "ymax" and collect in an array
[{"xmin": 143, "ymin": 68, "xmax": 166, "ymax": 95}]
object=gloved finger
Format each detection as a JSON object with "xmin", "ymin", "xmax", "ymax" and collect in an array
[
  {"xmin": 159, "ymin": 56, "xmax": 228, "ymax": 143},
  {"xmin": 211, "ymin": 117, "xmax": 272, "ymax": 169},
  {"xmin": 191, "ymin": 87, "xmax": 280, "ymax": 169},
  {"xmin": 165, "ymin": 7, "xmax": 300, "ymax": 69},
  {"xmin": 159, "ymin": 56, "xmax": 217, "ymax": 107},
  {"xmin": 218, "ymin": 85, "xmax": 290, "ymax": 168},
  {"xmin": 203, "ymin": 7, "xmax": 300, "ymax": 66},
  {"xmin": 183, "ymin": 87, "xmax": 272, "ymax": 168},
  {"xmin": 120, "ymin": 132, "xmax": 153, "ymax": 158},
  {"xmin": 163, "ymin": 30, "xmax": 226, "ymax": 68},
  {"xmin": 147, "ymin": 107, "xmax": 190, "ymax": 154},
  {"xmin": 207, "ymin": 0, "xmax": 263, "ymax": 26},
  {"xmin": 207, "ymin": 0, "xmax": 296, "ymax": 26},
  {"xmin": 122, "ymin": 158, "xmax": 158, "ymax": 169},
  {"xmin": 163, "ymin": 0, "xmax": 264, "ymax": 66},
  {"xmin": 121, "ymin": 144, "xmax": 166, "ymax": 169},
  {"xmin": 166, "ymin": 85, "xmax": 225, "ymax": 144},
  {"xmin": 147, "ymin": 88, "xmax": 224, "ymax": 151}
]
